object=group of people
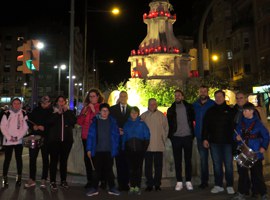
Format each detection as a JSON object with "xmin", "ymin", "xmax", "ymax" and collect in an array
[
  {"xmin": 0, "ymin": 86, "xmax": 269, "ymax": 199},
  {"xmin": 0, "ymin": 95, "xmax": 77, "ymax": 192}
]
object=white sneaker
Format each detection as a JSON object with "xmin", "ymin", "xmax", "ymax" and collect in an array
[
  {"xmin": 175, "ymin": 182, "xmax": 183, "ymax": 191},
  {"xmin": 226, "ymin": 187, "xmax": 235, "ymax": 194},
  {"xmin": 186, "ymin": 181, "xmax": 193, "ymax": 190},
  {"xmin": 211, "ymin": 186, "xmax": 224, "ymax": 193}
]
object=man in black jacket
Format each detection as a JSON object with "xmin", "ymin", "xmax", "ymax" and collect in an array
[
  {"xmin": 167, "ymin": 89, "xmax": 195, "ymax": 191},
  {"xmin": 202, "ymin": 90, "xmax": 235, "ymax": 195},
  {"xmin": 110, "ymin": 91, "xmax": 131, "ymax": 191}
]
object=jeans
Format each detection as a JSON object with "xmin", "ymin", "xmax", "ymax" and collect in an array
[
  {"xmin": 3, "ymin": 145, "xmax": 23, "ymax": 176},
  {"xmin": 82, "ymin": 139, "xmax": 92, "ymax": 183},
  {"xmin": 144, "ymin": 152, "xmax": 163, "ymax": 187},
  {"xmin": 197, "ymin": 139, "xmax": 209, "ymax": 184},
  {"xmin": 92, "ymin": 152, "xmax": 115, "ymax": 189},
  {"xmin": 210, "ymin": 143, "xmax": 233, "ymax": 187},
  {"xmin": 171, "ymin": 136, "xmax": 193, "ymax": 182},
  {"xmin": 49, "ymin": 141, "xmax": 73, "ymax": 182},
  {"xmin": 29, "ymin": 141, "xmax": 49, "ymax": 180},
  {"xmin": 237, "ymin": 160, "xmax": 267, "ymax": 196}
]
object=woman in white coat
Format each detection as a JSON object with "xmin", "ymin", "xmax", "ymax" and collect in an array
[{"xmin": 0, "ymin": 98, "xmax": 28, "ymax": 188}]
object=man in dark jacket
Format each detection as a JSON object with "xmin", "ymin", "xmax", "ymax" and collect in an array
[
  {"xmin": 202, "ymin": 90, "xmax": 235, "ymax": 195},
  {"xmin": 193, "ymin": 85, "xmax": 215, "ymax": 189},
  {"xmin": 167, "ymin": 89, "xmax": 195, "ymax": 191},
  {"xmin": 110, "ymin": 91, "xmax": 131, "ymax": 191}
]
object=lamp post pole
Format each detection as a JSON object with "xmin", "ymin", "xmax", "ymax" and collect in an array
[
  {"xmin": 69, "ymin": 0, "xmax": 75, "ymax": 110},
  {"xmin": 58, "ymin": 67, "xmax": 61, "ymax": 95},
  {"xmin": 198, "ymin": 0, "xmax": 215, "ymax": 78}
]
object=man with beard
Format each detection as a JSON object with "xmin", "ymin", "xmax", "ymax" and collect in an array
[
  {"xmin": 193, "ymin": 85, "xmax": 215, "ymax": 189},
  {"xmin": 167, "ymin": 90, "xmax": 195, "ymax": 191}
]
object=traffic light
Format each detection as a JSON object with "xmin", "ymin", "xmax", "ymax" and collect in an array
[
  {"xmin": 17, "ymin": 40, "xmax": 32, "ymax": 74},
  {"xmin": 17, "ymin": 39, "xmax": 41, "ymax": 74}
]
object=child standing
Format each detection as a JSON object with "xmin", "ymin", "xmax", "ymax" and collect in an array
[
  {"xmin": 233, "ymin": 102, "xmax": 269, "ymax": 200},
  {"xmin": 86, "ymin": 103, "xmax": 120, "ymax": 197},
  {"xmin": 122, "ymin": 106, "xmax": 150, "ymax": 195}
]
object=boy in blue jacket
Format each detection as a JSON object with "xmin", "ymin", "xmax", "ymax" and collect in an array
[
  {"xmin": 86, "ymin": 103, "xmax": 120, "ymax": 197},
  {"xmin": 122, "ymin": 106, "xmax": 150, "ymax": 195},
  {"xmin": 233, "ymin": 102, "xmax": 269, "ymax": 200}
]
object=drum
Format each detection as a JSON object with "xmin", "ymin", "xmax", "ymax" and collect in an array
[
  {"xmin": 23, "ymin": 135, "xmax": 44, "ymax": 149},
  {"xmin": 234, "ymin": 144, "xmax": 258, "ymax": 168}
]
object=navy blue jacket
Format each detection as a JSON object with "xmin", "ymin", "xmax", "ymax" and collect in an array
[
  {"xmin": 235, "ymin": 114, "xmax": 269, "ymax": 160},
  {"xmin": 86, "ymin": 115, "xmax": 120, "ymax": 157},
  {"xmin": 122, "ymin": 117, "xmax": 150, "ymax": 151},
  {"xmin": 193, "ymin": 98, "xmax": 215, "ymax": 140}
]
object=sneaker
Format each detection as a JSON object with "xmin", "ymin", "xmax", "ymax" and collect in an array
[
  {"xmin": 2, "ymin": 176, "xmax": 8, "ymax": 188},
  {"xmin": 128, "ymin": 187, "xmax": 135, "ymax": 195},
  {"xmin": 15, "ymin": 175, "xmax": 22, "ymax": 187},
  {"xmin": 262, "ymin": 194, "xmax": 269, "ymax": 200},
  {"xmin": 50, "ymin": 182, "xmax": 58, "ymax": 192},
  {"xmin": 108, "ymin": 187, "xmax": 120, "ymax": 196},
  {"xmin": 60, "ymin": 181, "xmax": 69, "ymax": 189},
  {"xmin": 211, "ymin": 186, "xmax": 224, "ymax": 193},
  {"xmin": 133, "ymin": 186, "xmax": 141, "ymax": 195},
  {"xmin": 175, "ymin": 182, "xmax": 183, "ymax": 191},
  {"xmin": 84, "ymin": 182, "xmax": 91, "ymax": 189},
  {"xmin": 155, "ymin": 186, "xmax": 161, "ymax": 191},
  {"xmin": 198, "ymin": 183, "xmax": 208, "ymax": 189},
  {"xmin": 231, "ymin": 192, "xmax": 246, "ymax": 200},
  {"xmin": 24, "ymin": 179, "xmax": 36, "ymax": 188},
  {"xmin": 40, "ymin": 179, "xmax": 46, "ymax": 189},
  {"xmin": 86, "ymin": 188, "xmax": 99, "ymax": 197},
  {"xmin": 227, "ymin": 187, "xmax": 235, "ymax": 195},
  {"xmin": 145, "ymin": 186, "xmax": 153, "ymax": 192},
  {"xmin": 186, "ymin": 181, "xmax": 193, "ymax": 190}
]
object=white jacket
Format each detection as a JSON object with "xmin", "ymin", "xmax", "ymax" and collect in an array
[
  {"xmin": 0, "ymin": 109, "xmax": 28, "ymax": 145},
  {"xmin": 140, "ymin": 109, "xmax": 169, "ymax": 152}
]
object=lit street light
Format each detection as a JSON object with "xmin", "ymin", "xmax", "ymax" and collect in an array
[
  {"xmin": 211, "ymin": 54, "xmax": 219, "ymax": 74},
  {"xmin": 82, "ymin": 3, "xmax": 120, "ymax": 99},
  {"xmin": 54, "ymin": 64, "xmax": 67, "ymax": 95}
]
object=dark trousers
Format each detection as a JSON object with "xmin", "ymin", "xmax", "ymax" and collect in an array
[
  {"xmin": 29, "ymin": 142, "xmax": 49, "ymax": 180},
  {"xmin": 82, "ymin": 139, "xmax": 92, "ymax": 183},
  {"xmin": 49, "ymin": 141, "xmax": 72, "ymax": 182},
  {"xmin": 171, "ymin": 136, "xmax": 193, "ymax": 182},
  {"xmin": 210, "ymin": 143, "xmax": 233, "ymax": 187},
  {"xmin": 237, "ymin": 160, "xmax": 267, "ymax": 196},
  {"xmin": 197, "ymin": 139, "xmax": 209, "ymax": 184},
  {"xmin": 126, "ymin": 151, "xmax": 145, "ymax": 188},
  {"xmin": 3, "ymin": 144, "xmax": 23, "ymax": 176},
  {"xmin": 115, "ymin": 150, "xmax": 129, "ymax": 188},
  {"xmin": 145, "ymin": 152, "xmax": 163, "ymax": 187},
  {"xmin": 92, "ymin": 152, "xmax": 115, "ymax": 189}
]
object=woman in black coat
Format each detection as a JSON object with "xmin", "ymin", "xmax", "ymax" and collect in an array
[{"xmin": 47, "ymin": 95, "xmax": 77, "ymax": 191}]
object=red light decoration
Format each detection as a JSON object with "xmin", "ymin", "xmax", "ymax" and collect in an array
[{"xmin": 131, "ymin": 69, "xmax": 142, "ymax": 78}]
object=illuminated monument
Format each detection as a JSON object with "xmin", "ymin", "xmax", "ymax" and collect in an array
[{"xmin": 128, "ymin": 0, "xmax": 192, "ymax": 84}]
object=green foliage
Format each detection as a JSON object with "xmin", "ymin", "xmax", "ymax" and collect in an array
[{"xmin": 116, "ymin": 76, "xmax": 230, "ymax": 107}]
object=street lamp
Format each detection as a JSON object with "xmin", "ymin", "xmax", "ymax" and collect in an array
[
  {"xmin": 54, "ymin": 64, "xmax": 67, "ymax": 95},
  {"xmin": 82, "ymin": 3, "xmax": 120, "ymax": 97},
  {"xmin": 211, "ymin": 54, "xmax": 219, "ymax": 74}
]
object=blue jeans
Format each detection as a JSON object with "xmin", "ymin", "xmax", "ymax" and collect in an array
[
  {"xmin": 210, "ymin": 143, "xmax": 233, "ymax": 187},
  {"xmin": 197, "ymin": 139, "xmax": 209, "ymax": 184}
]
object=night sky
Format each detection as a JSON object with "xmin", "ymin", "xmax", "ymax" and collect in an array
[{"xmin": 1, "ymin": 0, "xmax": 195, "ymax": 86}]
